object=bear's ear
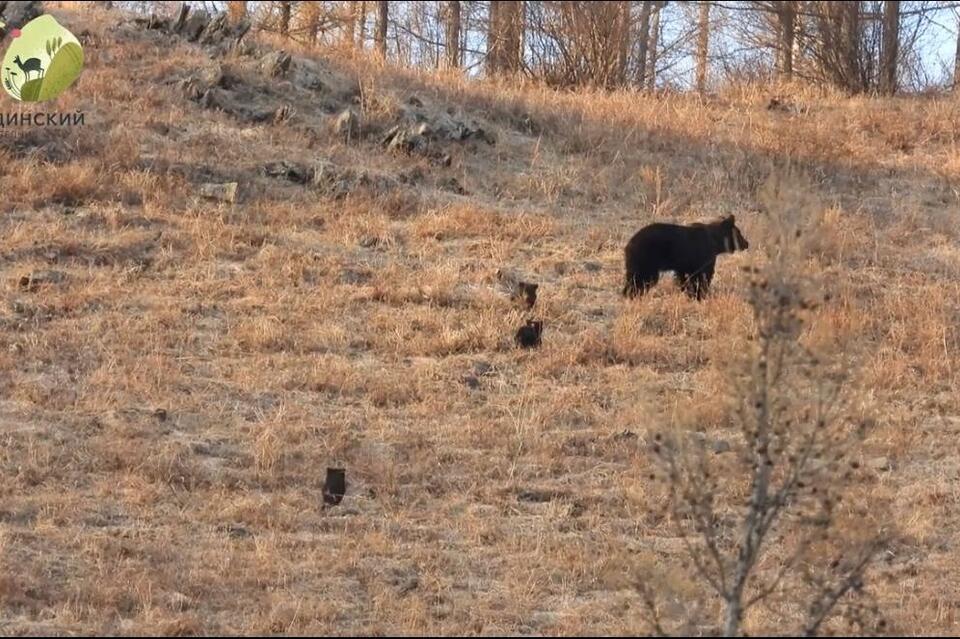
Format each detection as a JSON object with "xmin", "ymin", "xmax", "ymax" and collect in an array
[{"xmin": 726, "ymin": 214, "xmax": 736, "ymax": 224}]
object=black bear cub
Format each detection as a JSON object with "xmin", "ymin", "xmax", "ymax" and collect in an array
[
  {"xmin": 623, "ymin": 215, "xmax": 749, "ymax": 300},
  {"xmin": 515, "ymin": 320, "xmax": 543, "ymax": 349}
]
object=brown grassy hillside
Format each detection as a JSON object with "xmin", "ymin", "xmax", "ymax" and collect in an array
[{"xmin": 0, "ymin": 5, "xmax": 958, "ymax": 635}]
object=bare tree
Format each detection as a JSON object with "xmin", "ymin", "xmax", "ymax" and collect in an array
[
  {"xmin": 880, "ymin": 0, "xmax": 899, "ymax": 94},
  {"xmin": 778, "ymin": 0, "xmax": 797, "ymax": 80},
  {"xmin": 445, "ymin": 1, "xmax": 462, "ymax": 68},
  {"xmin": 488, "ymin": 1, "xmax": 524, "ymax": 75},
  {"xmin": 955, "ymin": 9, "xmax": 960, "ymax": 89},
  {"xmin": 345, "ymin": 0, "xmax": 358, "ymax": 46},
  {"xmin": 636, "ymin": 1, "xmax": 653, "ymax": 87},
  {"xmin": 696, "ymin": 1, "xmax": 711, "ymax": 93},
  {"xmin": 279, "ymin": 0, "xmax": 292, "ymax": 38},
  {"xmin": 525, "ymin": 1, "xmax": 633, "ymax": 88},
  {"xmin": 807, "ymin": 1, "xmax": 867, "ymax": 92},
  {"xmin": 647, "ymin": 1, "xmax": 666, "ymax": 90},
  {"xmin": 227, "ymin": 1, "xmax": 246, "ymax": 24},
  {"xmin": 647, "ymin": 173, "xmax": 886, "ymax": 637},
  {"xmin": 357, "ymin": 1, "xmax": 367, "ymax": 48},
  {"xmin": 301, "ymin": 1, "xmax": 321, "ymax": 45},
  {"xmin": 375, "ymin": 0, "xmax": 388, "ymax": 57},
  {"xmin": 617, "ymin": 0, "xmax": 631, "ymax": 85}
]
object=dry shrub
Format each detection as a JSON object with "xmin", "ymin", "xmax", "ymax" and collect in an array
[{"xmin": 646, "ymin": 172, "xmax": 889, "ymax": 636}]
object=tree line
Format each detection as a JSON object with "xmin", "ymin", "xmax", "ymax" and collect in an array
[{"xmin": 172, "ymin": 2, "xmax": 960, "ymax": 94}]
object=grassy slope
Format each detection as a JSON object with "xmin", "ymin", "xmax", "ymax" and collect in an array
[{"xmin": 1, "ymin": 6, "xmax": 959, "ymax": 635}]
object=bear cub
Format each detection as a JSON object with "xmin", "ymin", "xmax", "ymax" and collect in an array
[{"xmin": 623, "ymin": 215, "xmax": 749, "ymax": 300}]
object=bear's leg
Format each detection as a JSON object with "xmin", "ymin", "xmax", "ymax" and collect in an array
[
  {"xmin": 676, "ymin": 272, "xmax": 697, "ymax": 298},
  {"xmin": 677, "ymin": 264, "xmax": 714, "ymax": 301},
  {"xmin": 695, "ymin": 261, "xmax": 716, "ymax": 301},
  {"xmin": 693, "ymin": 274, "xmax": 709, "ymax": 300},
  {"xmin": 624, "ymin": 269, "xmax": 659, "ymax": 298}
]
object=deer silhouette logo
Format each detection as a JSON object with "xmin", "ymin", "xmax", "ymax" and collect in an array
[
  {"xmin": 2, "ymin": 14, "xmax": 83, "ymax": 103},
  {"xmin": 12, "ymin": 54, "xmax": 43, "ymax": 80}
]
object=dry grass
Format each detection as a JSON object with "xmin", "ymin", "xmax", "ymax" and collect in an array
[{"xmin": 0, "ymin": 5, "xmax": 959, "ymax": 635}]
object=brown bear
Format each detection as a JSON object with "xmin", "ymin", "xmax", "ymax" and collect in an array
[{"xmin": 622, "ymin": 215, "xmax": 749, "ymax": 300}]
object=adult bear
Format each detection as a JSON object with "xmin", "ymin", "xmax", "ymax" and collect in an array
[{"xmin": 622, "ymin": 215, "xmax": 749, "ymax": 300}]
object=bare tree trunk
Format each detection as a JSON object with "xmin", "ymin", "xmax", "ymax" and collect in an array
[
  {"xmin": 840, "ymin": 1, "xmax": 862, "ymax": 92},
  {"xmin": 501, "ymin": 1, "xmax": 524, "ymax": 74},
  {"xmin": 696, "ymin": 1, "xmax": 710, "ymax": 94},
  {"xmin": 488, "ymin": 1, "xmax": 523, "ymax": 76},
  {"xmin": 647, "ymin": 1, "xmax": 664, "ymax": 91},
  {"xmin": 636, "ymin": 1, "xmax": 653, "ymax": 88},
  {"xmin": 955, "ymin": 12, "xmax": 960, "ymax": 90},
  {"xmin": 880, "ymin": 0, "xmax": 899, "ymax": 95},
  {"xmin": 346, "ymin": 1, "xmax": 357, "ymax": 46},
  {"xmin": 488, "ymin": 0, "xmax": 501, "ymax": 74},
  {"xmin": 779, "ymin": 0, "xmax": 796, "ymax": 81},
  {"xmin": 357, "ymin": 1, "xmax": 367, "ymax": 48},
  {"xmin": 303, "ymin": 2, "xmax": 320, "ymax": 46},
  {"xmin": 279, "ymin": 1, "xmax": 292, "ymax": 38},
  {"xmin": 375, "ymin": 0, "xmax": 388, "ymax": 58},
  {"xmin": 615, "ymin": 0, "xmax": 630, "ymax": 87},
  {"xmin": 227, "ymin": 1, "xmax": 246, "ymax": 23},
  {"xmin": 446, "ymin": 1, "xmax": 461, "ymax": 69}
]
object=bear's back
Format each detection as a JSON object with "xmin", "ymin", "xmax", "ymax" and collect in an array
[{"xmin": 626, "ymin": 222, "xmax": 713, "ymax": 272}]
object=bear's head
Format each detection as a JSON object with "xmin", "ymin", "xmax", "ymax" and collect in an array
[{"xmin": 716, "ymin": 215, "xmax": 749, "ymax": 253}]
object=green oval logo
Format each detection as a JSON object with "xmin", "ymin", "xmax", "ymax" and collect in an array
[{"xmin": 2, "ymin": 15, "xmax": 84, "ymax": 102}]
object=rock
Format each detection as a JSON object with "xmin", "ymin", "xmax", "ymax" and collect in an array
[
  {"xmin": 196, "ymin": 63, "xmax": 225, "ymax": 89},
  {"xmin": 297, "ymin": 69, "xmax": 327, "ymax": 92},
  {"xmin": 198, "ymin": 11, "xmax": 250, "ymax": 48},
  {"xmin": 472, "ymin": 361, "xmax": 494, "ymax": 377},
  {"xmin": 399, "ymin": 167, "xmax": 426, "ymax": 185},
  {"xmin": 260, "ymin": 50, "xmax": 292, "ymax": 78},
  {"xmin": 339, "ymin": 268, "xmax": 372, "ymax": 285},
  {"xmin": 514, "ymin": 112, "xmax": 542, "ymax": 136},
  {"xmin": 413, "ymin": 122, "xmax": 432, "ymax": 138},
  {"xmin": 179, "ymin": 8, "xmax": 210, "ymax": 41},
  {"xmin": 582, "ymin": 261, "xmax": 603, "ymax": 273},
  {"xmin": 407, "ymin": 95, "xmax": 424, "ymax": 107},
  {"xmin": 311, "ymin": 161, "xmax": 358, "ymax": 199},
  {"xmin": 199, "ymin": 182, "xmax": 238, "ymax": 203},
  {"xmin": 167, "ymin": 592, "xmax": 192, "ymax": 612},
  {"xmin": 217, "ymin": 523, "xmax": 252, "ymax": 539},
  {"xmin": 332, "ymin": 109, "xmax": 360, "ymax": 141},
  {"xmin": 517, "ymin": 488, "xmax": 566, "ymax": 503},
  {"xmin": 171, "ymin": 2, "xmax": 190, "ymax": 31},
  {"xmin": 197, "ymin": 12, "xmax": 227, "ymax": 43},
  {"xmin": 310, "ymin": 161, "xmax": 396, "ymax": 200},
  {"xmin": 181, "ymin": 78, "xmax": 208, "ymax": 102},
  {"xmin": 133, "ymin": 13, "xmax": 169, "ymax": 30},
  {"xmin": 358, "ymin": 235, "xmax": 381, "ymax": 249},
  {"xmin": 382, "ymin": 125, "xmax": 427, "ymax": 155},
  {"xmin": 385, "ymin": 566, "xmax": 419, "ymax": 596},
  {"xmin": 530, "ymin": 611, "xmax": 560, "ymax": 628},
  {"xmin": 17, "ymin": 270, "xmax": 66, "ymax": 292},
  {"xmin": 438, "ymin": 177, "xmax": 466, "ymax": 195},
  {"xmin": 263, "ymin": 160, "xmax": 313, "ymax": 184},
  {"xmin": 270, "ymin": 104, "xmax": 292, "ymax": 124},
  {"xmin": 868, "ymin": 457, "xmax": 892, "ymax": 472},
  {"xmin": 0, "ymin": 1, "xmax": 43, "ymax": 30},
  {"xmin": 712, "ymin": 439, "xmax": 732, "ymax": 454},
  {"xmin": 461, "ymin": 375, "xmax": 481, "ymax": 390},
  {"xmin": 767, "ymin": 97, "xmax": 791, "ymax": 112}
]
